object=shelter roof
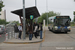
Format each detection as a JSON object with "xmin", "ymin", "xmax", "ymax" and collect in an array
[{"xmin": 11, "ymin": 6, "xmax": 40, "ymax": 19}]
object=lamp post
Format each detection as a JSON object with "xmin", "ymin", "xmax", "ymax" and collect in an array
[
  {"xmin": 23, "ymin": 0, "xmax": 26, "ymax": 39},
  {"xmin": 35, "ymin": 0, "xmax": 37, "ymax": 22},
  {"xmin": 35, "ymin": 0, "xmax": 37, "ymax": 6},
  {"xmin": 46, "ymin": 0, "xmax": 48, "ymax": 26}
]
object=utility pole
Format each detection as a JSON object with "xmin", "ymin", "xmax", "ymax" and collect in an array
[
  {"xmin": 35, "ymin": 0, "xmax": 37, "ymax": 6},
  {"xmin": 46, "ymin": 0, "xmax": 48, "ymax": 26},
  {"xmin": 23, "ymin": 0, "xmax": 26, "ymax": 39},
  {"xmin": 4, "ymin": 10, "xmax": 6, "ymax": 28}
]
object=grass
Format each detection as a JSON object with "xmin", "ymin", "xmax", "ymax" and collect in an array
[{"xmin": 71, "ymin": 24, "xmax": 75, "ymax": 26}]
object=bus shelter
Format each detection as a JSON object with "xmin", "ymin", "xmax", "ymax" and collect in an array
[
  {"xmin": 11, "ymin": 6, "xmax": 40, "ymax": 35},
  {"xmin": 11, "ymin": 6, "xmax": 40, "ymax": 25}
]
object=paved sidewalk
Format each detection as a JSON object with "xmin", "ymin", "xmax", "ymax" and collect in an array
[
  {"xmin": 3, "ymin": 26, "xmax": 45, "ymax": 44},
  {"xmin": 0, "ymin": 31, "xmax": 45, "ymax": 50},
  {"xmin": 3, "ymin": 31, "xmax": 45, "ymax": 44},
  {"xmin": 3, "ymin": 35, "xmax": 43, "ymax": 44}
]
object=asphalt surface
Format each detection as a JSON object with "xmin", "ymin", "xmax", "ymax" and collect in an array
[
  {"xmin": 42, "ymin": 27, "xmax": 75, "ymax": 46},
  {"xmin": 0, "ymin": 34, "xmax": 5, "ymax": 43},
  {"xmin": 0, "ymin": 27, "xmax": 13, "ymax": 43},
  {"xmin": 39, "ymin": 27, "xmax": 75, "ymax": 50},
  {"xmin": 0, "ymin": 27, "xmax": 75, "ymax": 50}
]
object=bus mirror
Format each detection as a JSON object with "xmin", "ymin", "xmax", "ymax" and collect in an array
[
  {"xmin": 51, "ymin": 19, "xmax": 52, "ymax": 20},
  {"xmin": 70, "ymin": 19, "xmax": 71, "ymax": 21},
  {"xmin": 54, "ymin": 19, "xmax": 55, "ymax": 22},
  {"xmin": 50, "ymin": 19, "xmax": 52, "ymax": 21}
]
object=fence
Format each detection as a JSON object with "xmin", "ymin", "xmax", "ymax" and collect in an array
[{"xmin": 5, "ymin": 26, "xmax": 15, "ymax": 41}]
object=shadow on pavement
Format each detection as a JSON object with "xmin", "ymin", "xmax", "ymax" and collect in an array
[{"xmin": 49, "ymin": 30, "xmax": 69, "ymax": 34}]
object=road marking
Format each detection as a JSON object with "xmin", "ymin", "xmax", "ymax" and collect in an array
[
  {"xmin": 39, "ymin": 43, "xmax": 42, "ymax": 50},
  {"xmin": 39, "ymin": 28, "xmax": 46, "ymax": 50},
  {"xmin": 67, "ymin": 34, "xmax": 75, "ymax": 40}
]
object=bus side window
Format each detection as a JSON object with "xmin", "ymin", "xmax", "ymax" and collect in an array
[{"xmin": 54, "ymin": 19, "xmax": 57, "ymax": 26}]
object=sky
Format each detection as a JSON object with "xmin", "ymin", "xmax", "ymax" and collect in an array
[{"xmin": 2, "ymin": 0, "xmax": 75, "ymax": 22}]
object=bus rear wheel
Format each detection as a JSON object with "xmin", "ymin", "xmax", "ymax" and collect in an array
[
  {"xmin": 52, "ymin": 28, "xmax": 55, "ymax": 33},
  {"xmin": 49, "ymin": 28, "xmax": 51, "ymax": 31}
]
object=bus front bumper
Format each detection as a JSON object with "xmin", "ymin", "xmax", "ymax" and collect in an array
[{"xmin": 54, "ymin": 28, "xmax": 71, "ymax": 32}]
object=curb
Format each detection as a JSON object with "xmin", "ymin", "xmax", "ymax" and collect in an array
[
  {"xmin": 3, "ymin": 29, "xmax": 46, "ymax": 44},
  {"xmin": 0, "ymin": 42, "xmax": 3, "ymax": 44},
  {"xmin": 3, "ymin": 40, "xmax": 43, "ymax": 44}
]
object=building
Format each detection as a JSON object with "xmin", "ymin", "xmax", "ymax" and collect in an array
[{"xmin": 0, "ymin": 10, "xmax": 6, "ymax": 20}]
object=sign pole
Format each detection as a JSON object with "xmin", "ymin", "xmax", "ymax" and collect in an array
[
  {"xmin": 23, "ymin": 0, "xmax": 26, "ymax": 39},
  {"xmin": 30, "ymin": 15, "xmax": 33, "ymax": 26}
]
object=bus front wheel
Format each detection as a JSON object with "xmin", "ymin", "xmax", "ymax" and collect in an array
[
  {"xmin": 49, "ymin": 27, "xmax": 51, "ymax": 31},
  {"xmin": 65, "ymin": 32, "xmax": 67, "ymax": 33}
]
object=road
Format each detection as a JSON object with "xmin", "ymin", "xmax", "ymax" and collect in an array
[
  {"xmin": 0, "ymin": 27, "xmax": 75, "ymax": 50},
  {"xmin": 0, "ymin": 34, "xmax": 5, "ymax": 43},
  {"xmin": 40, "ymin": 27, "xmax": 75, "ymax": 50}
]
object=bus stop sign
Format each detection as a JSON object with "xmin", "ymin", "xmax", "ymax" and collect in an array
[{"xmin": 30, "ymin": 15, "xmax": 33, "ymax": 20}]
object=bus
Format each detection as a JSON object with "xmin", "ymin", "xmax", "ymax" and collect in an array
[{"xmin": 48, "ymin": 16, "xmax": 71, "ymax": 33}]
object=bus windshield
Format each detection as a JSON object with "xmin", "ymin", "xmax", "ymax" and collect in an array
[{"xmin": 54, "ymin": 18, "xmax": 70, "ymax": 26}]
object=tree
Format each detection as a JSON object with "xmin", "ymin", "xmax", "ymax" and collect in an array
[
  {"xmin": 0, "ymin": 19, "xmax": 9, "ymax": 25},
  {"xmin": 73, "ymin": 11, "xmax": 75, "ymax": 15},
  {"xmin": 33, "ymin": 19, "xmax": 36, "ymax": 23},
  {"xmin": 73, "ymin": 17, "xmax": 75, "ymax": 22},
  {"xmin": 35, "ymin": 11, "xmax": 60, "ymax": 24},
  {"xmin": 73, "ymin": 11, "xmax": 75, "ymax": 22},
  {"xmin": 0, "ymin": 1, "xmax": 4, "ymax": 12},
  {"xmin": 11, "ymin": 21, "xmax": 20, "ymax": 25}
]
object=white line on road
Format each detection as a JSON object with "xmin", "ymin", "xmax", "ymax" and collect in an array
[
  {"xmin": 67, "ymin": 34, "xmax": 75, "ymax": 40},
  {"xmin": 39, "ymin": 43, "xmax": 42, "ymax": 50}
]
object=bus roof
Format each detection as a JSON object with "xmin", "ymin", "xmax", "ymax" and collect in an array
[
  {"xmin": 49, "ymin": 16, "xmax": 70, "ymax": 19},
  {"xmin": 48, "ymin": 16, "xmax": 56, "ymax": 20}
]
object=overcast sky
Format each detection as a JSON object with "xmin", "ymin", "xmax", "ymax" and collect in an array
[{"xmin": 2, "ymin": 0, "xmax": 75, "ymax": 22}]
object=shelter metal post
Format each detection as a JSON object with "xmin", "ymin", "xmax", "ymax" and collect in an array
[{"xmin": 22, "ymin": 0, "xmax": 26, "ymax": 39}]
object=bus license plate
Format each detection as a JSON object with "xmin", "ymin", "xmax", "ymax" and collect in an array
[{"xmin": 61, "ymin": 28, "xmax": 64, "ymax": 32}]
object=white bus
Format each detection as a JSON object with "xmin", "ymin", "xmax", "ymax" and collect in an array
[{"xmin": 48, "ymin": 16, "xmax": 71, "ymax": 33}]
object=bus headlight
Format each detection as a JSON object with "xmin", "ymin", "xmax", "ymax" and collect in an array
[
  {"xmin": 67, "ymin": 26, "xmax": 71, "ymax": 30},
  {"xmin": 54, "ymin": 26, "xmax": 58, "ymax": 30}
]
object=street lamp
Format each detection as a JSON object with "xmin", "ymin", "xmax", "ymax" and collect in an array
[
  {"xmin": 35, "ymin": 0, "xmax": 37, "ymax": 6},
  {"xmin": 35, "ymin": 0, "xmax": 38, "ymax": 22}
]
